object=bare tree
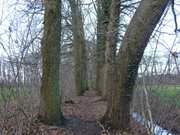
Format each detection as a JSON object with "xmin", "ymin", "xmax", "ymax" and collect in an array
[
  {"xmin": 102, "ymin": 0, "xmax": 170, "ymax": 132},
  {"xmin": 95, "ymin": 0, "xmax": 111, "ymax": 95},
  {"xmin": 68, "ymin": 0, "xmax": 88, "ymax": 96},
  {"xmin": 39, "ymin": 0, "xmax": 63, "ymax": 125}
]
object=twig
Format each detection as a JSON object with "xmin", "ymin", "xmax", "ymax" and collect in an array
[{"xmin": 171, "ymin": 0, "xmax": 179, "ymax": 33}]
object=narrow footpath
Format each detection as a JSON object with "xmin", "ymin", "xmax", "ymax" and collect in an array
[{"xmin": 33, "ymin": 91, "xmax": 146, "ymax": 135}]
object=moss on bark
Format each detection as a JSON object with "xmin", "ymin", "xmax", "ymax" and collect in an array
[
  {"xmin": 103, "ymin": 0, "xmax": 170, "ymax": 132},
  {"xmin": 69, "ymin": 0, "xmax": 88, "ymax": 96},
  {"xmin": 96, "ymin": 0, "xmax": 111, "ymax": 95},
  {"xmin": 39, "ymin": 0, "xmax": 63, "ymax": 125}
]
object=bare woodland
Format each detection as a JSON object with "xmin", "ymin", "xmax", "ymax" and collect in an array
[{"xmin": 0, "ymin": 0, "xmax": 180, "ymax": 135}]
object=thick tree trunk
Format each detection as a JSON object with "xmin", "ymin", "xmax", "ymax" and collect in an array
[
  {"xmin": 39, "ymin": 0, "xmax": 63, "ymax": 125},
  {"xmin": 101, "ymin": 0, "xmax": 120, "ymax": 126},
  {"xmin": 103, "ymin": 0, "xmax": 120, "ymax": 100},
  {"xmin": 69, "ymin": 0, "xmax": 88, "ymax": 96},
  {"xmin": 96, "ymin": 0, "xmax": 111, "ymax": 95},
  {"xmin": 103, "ymin": 0, "xmax": 170, "ymax": 131}
]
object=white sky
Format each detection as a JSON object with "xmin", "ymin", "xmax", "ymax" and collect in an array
[
  {"xmin": 0, "ymin": 0, "xmax": 180, "ymax": 66},
  {"xmin": 0, "ymin": 0, "xmax": 42, "ymax": 57}
]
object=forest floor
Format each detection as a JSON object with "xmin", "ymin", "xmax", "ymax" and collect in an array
[
  {"xmin": 30, "ymin": 90, "xmax": 147, "ymax": 135},
  {"xmin": 0, "ymin": 89, "xmax": 179, "ymax": 134},
  {"xmin": 0, "ymin": 90, "xmax": 148, "ymax": 135}
]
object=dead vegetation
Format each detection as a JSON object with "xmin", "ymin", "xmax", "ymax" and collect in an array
[{"xmin": 0, "ymin": 90, "xmax": 148, "ymax": 135}]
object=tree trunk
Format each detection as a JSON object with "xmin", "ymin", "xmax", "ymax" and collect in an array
[
  {"xmin": 103, "ymin": 0, "xmax": 120, "ymax": 100},
  {"xmin": 39, "ymin": 0, "xmax": 63, "ymax": 125},
  {"xmin": 103, "ymin": 0, "xmax": 170, "ymax": 132},
  {"xmin": 101, "ymin": 0, "xmax": 120, "ymax": 126},
  {"xmin": 96, "ymin": 0, "xmax": 111, "ymax": 95},
  {"xmin": 69, "ymin": 0, "xmax": 88, "ymax": 96}
]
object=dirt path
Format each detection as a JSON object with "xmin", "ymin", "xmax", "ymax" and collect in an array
[
  {"xmin": 60, "ymin": 90, "xmax": 147, "ymax": 135},
  {"xmin": 63, "ymin": 90, "xmax": 106, "ymax": 121},
  {"xmin": 30, "ymin": 90, "xmax": 146, "ymax": 135},
  {"xmin": 61, "ymin": 90, "xmax": 107, "ymax": 135},
  {"xmin": 33, "ymin": 90, "xmax": 107, "ymax": 135}
]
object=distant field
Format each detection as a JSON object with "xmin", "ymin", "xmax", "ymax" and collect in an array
[
  {"xmin": 151, "ymin": 85, "xmax": 180, "ymax": 107},
  {"xmin": 1, "ymin": 84, "xmax": 180, "ymax": 107},
  {"xmin": 0, "ymin": 87, "xmax": 29, "ymax": 103}
]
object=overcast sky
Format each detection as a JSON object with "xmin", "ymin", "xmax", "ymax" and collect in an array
[{"xmin": 0, "ymin": 0, "xmax": 180, "ymax": 63}]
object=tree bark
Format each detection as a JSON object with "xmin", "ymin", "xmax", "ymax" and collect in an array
[
  {"xmin": 101, "ymin": 0, "xmax": 120, "ymax": 126},
  {"xmin": 103, "ymin": 0, "xmax": 170, "ymax": 132},
  {"xmin": 39, "ymin": 0, "xmax": 63, "ymax": 125},
  {"xmin": 69, "ymin": 0, "xmax": 88, "ymax": 96},
  {"xmin": 103, "ymin": 0, "xmax": 120, "ymax": 100},
  {"xmin": 96, "ymin": 0, "xmax": 111, "ymax": 95}
]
